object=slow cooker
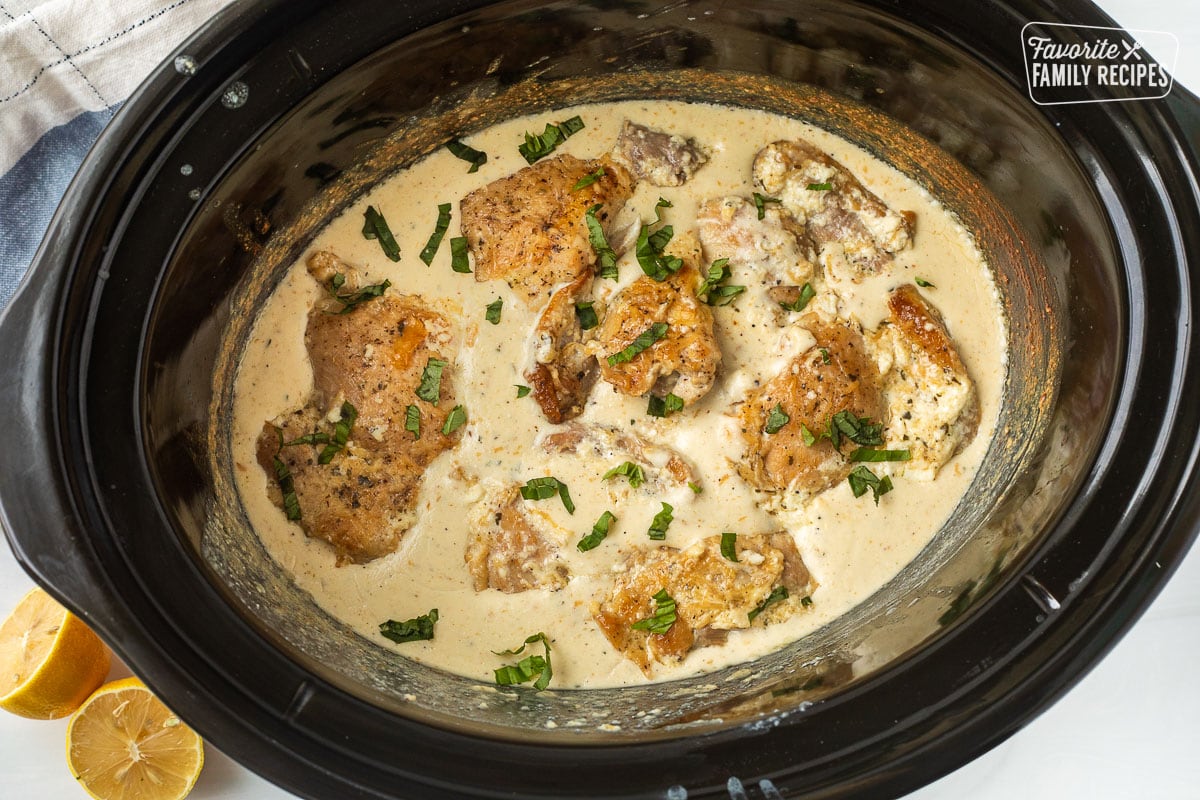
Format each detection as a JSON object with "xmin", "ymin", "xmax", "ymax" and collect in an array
[{"xmin": 2, "ymin": 0, "xmax": 1198, "ymax": 798}]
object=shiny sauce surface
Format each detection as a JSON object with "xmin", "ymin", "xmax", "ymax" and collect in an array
[{"xmin": 231, "ymin": 100, "xmax": 1006, "ymax": 688}]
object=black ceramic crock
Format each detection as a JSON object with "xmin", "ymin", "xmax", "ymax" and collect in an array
[{"xmin": 2, "ymin": 0, "xmax": 1199, "ymax": 798}]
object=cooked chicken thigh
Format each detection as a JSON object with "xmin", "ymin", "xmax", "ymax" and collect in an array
[
  {"xmin": 752, "ymin": 140, "xmax": 912, "ymax": 278},
  {"xmin": 257, "ymin": 252, "xmax": 463, "ymax": 564},
  {"xmin": 525, "ymin": 273, "xmax": 601, "ymax": 423},
  {"xmin": 460, "ymin": 154, "xmax": 635, "ymax": 307},
  {"xmin": 594, "ymin": 532, "xmax": 817, "ymax": 673},
  {"xmin": 695, "ymin": 195, "xmax": 817, "ymax": 288},
  {"xmin": 595, "ymin": 235, "xmax": 720, "ymax": 403},
  {"xmin": 736, "ymin": 313, "xmax": 885, "ymax": 500},
  {"xmin": 465, "ymin": 485, "xmax": 570, "ymax": 593},
  {"xmin": 869, "ymin": 284, "xmax": 979, "ymax": 478}
]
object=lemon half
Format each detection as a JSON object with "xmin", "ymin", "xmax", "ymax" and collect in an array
[
  {"xmin": 0, "ymin": 587, "xmax": 111, "ymax": 719},
  {"xmin": 67, "ymin": 676, "xmax": 205, "ymax": 800}
]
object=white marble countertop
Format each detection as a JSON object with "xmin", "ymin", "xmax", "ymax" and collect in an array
[{"xmin": 2, "ymin": 1, "xmax": 1198, "ymax": 797}]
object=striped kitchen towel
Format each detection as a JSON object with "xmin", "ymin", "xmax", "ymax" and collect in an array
[{"xmin": 0, "ymin": 0, "xmax": 237, "ymax": 306}]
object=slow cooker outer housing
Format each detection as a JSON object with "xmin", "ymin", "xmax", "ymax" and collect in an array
[{"xmin": 1, "ymin": 0, "xmax": 1199, "ymax": 798}]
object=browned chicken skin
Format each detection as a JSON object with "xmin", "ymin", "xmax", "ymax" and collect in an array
[
  {"xmin": 256, "ymin": 252, "xmax": 463, "ymax": 564},
  {"xmin": 594, "ymin": 532, "xmax": 817, "ymax": 674},
  {"xmin": 525, "ymin": 273, "xmax": 600, "ymax": 423},
  {"xmin": 736, "ymin": 314, "xmax": 885, "ymax": 498},
  {"xmin": 870, "ymin": 284, "xmax": 979, "ymax": 476},
  {"xmin": 752, "ymin": 140, "xmax": 912, "ymax": 277},
  {"xmin": 460, "ymin": 153, "xmax": 635, "ymax": 308},
  {"xmin": 595, "ymin": 257, "xmax": 721, "ymax": 403}
]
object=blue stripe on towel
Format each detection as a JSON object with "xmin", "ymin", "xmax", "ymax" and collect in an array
[{"xmin": 0, "ymin": 103, "xmax": 121, "ymax": 308}]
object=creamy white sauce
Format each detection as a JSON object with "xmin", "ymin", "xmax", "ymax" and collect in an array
[{"xmin": 231, "ymin": 101, "xmax": 1006, "ymax": 689}]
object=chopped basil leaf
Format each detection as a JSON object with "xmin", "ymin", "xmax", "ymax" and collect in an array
[
  {"xmin": 606, "ymin": 322, "xmax": 668, "ymax": 366},
  {"xmin": 485, "ymin": 297, "xmax": 504, "ymax": 325},
  {"xmin": 272, "ymin": 447, "xmax": 302, "ymax": 521},
  {"xmin": 647, "ymin": 502, "xmax": 673, "ymax": 541},
  {"xmin": 572, "ymin": 166, "xmax": 606, "ymax": 191},
  {"xmin": 696, "ymin": 258, "xmax": 746, "ymax": 306},
  {"xmin": 575, "ymin": 301, "xmax": 599, "ymax": 330},
  {"xmin": 765, "ymin": 404, "xmax": 790, "ymax": 434},
  {"xmin": 282, "ymin": 431, "xmax": 330, "ymax": 447},
  {"xmin": 819, "ymin": 347, "xmax": 831, "ymax": 364},
  {"xmin": 602, "ymin": 461, "xmax": 645, "ymax": 488},
  {"xmin": 800, "ymin": 422, "xmax": 816, "ymax": 447},
  {"xmin": 361, "ymin": 205, "xmax": 401, "ymax": 262},
  {"xmin": 518, "ymin": 124, "xmax": 565, "ymax": 164},
  {"xmin": 585, "ymin": 203, "xmax": 619, "ymax": 281},
  {"xmin": 825, "ymin": 410, "xmax": 884, "ymax": 449},
  {"xmin": 752, "ymin": 192, "xmax": 782, "ymax": 220},
  {"xmin": 806, "ymin": 182, "xmax": 833, "ymax": 191},
  {"xmin": 688, "ymin": 481, "xmax": 703, "ymax": 494},
  {"xmin": 449, "ymin": 236, "xmax": 472, "ymax": 273},
  {"xmin": 847, "ymin": 465, "xmax": 894, "ymax": 504},
  {"xmin": 325, "ymin": 272, "xmax": 392, "ymax": 315},
  {"xmin": 915, "ymin": 277, "xmax": 935, "ymax": 288},
  {"xmin": 419, "ymin": 203, "xmax": 452, "ymax": 265},
  {"xmin": 416, "ymin": 357, "xmax": 447, "ymax": 404},
  {"xmin": 493, "ymin": 632, "xmax": 553, "ymax": 691},
  {"xmin": 515, "ymin": 384, "xmax": 532, "ymax": 398},
  {"xmin": 720, "ymin": 532, "xmax": 738, "ymax": 562},
  {"xmin": 379, "ymin": 609, "xmax": 438, "ymax": 643},
  {"xmin": 577, "ymin": 510, "xmax": 616, "ymax": 552},
  {"xmin": 442, "ymin": 404, "xmax": 467, "ymax": 435},
  {"xmin": 636, "ymin": 220, "xmax": 683, "ymax": 281},
  {"xmin": 271, "ymin": 429, "xmax": 302, "ymax": 520},
  {"xmin": 849, "ymin": 448, "xmax": 911, "ymax": 463},
  {"xmin": 445, "ymin": 138, "xmax": 488, "ymax": 172},
  {"xmin": 779, "ymin": 282, "xmax": 816, "ymax": 313},
  {"xmin": 519, "ymin": 476, "xmax": 575, "ymax": 514},
  {"xmin": 558, "ymin": 115, "xmax": 585, "ymax": 136},
  {"xmin": 517, "ymin": 116, "xmax": 585, "ymax": 164},
  {"xmin": 647, "ymin": 392, "xmax": 685, "ymax": 418},
  {"xmin": 317, "ymin": 401, "xmax": 358, "ymax": 464},
  {"xmin": 404, "ymin": 404, "xmax": 421, "ymax": 439},
  {"xmin": 748, "ymin": 586, "xmax": 789, "ymax": 623},
  {"xmin": 801, "ymin": 595, "xmax": 814, "ymax": 608},
  {"xmin": 558, "ymin": 482, "xmax": 576, "ymax": 515},
  {"xmin": 631, "ymin": 589, "xmax": 677, "ymax": 634}
]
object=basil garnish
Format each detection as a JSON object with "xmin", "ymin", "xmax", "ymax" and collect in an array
[
  {"xmin": 606, "ymin": 322, "xmax": 667, "ymax": 366},
  {"xmin": 361, "ymin": 205, "xmax": 401, "ymax": 262},
  {"xmin": 748, "ymin": 586, "xmax": 789, "ymax": 623},
  {"xmin": 647, "ymin": 502, "xmax": 673, "ymax": 541},
  {"xmin": 416, "ymin": 358, "xmax": 447, "ymax": 404},
  {"xmin": 779, "ymin": 282, "xmax": 816, "ymax": 313},
  {"xmin": 493, "ymin": 632, "xmax": 553, "ymax": 691},
  {"xmin": 445, "ymin": 138, "xmax": 488, "ymax": 172},
  {"xmin": 847, "ymin": 465, "xmax": 893, "ymax": 504},
  {"xmin": 631, "ymin": 589, "xmax": 677, "ymax": 634},
  {"xmin": 380, "ymin": 609, "xmax": 438, "ymax": 644},
  {"xmin": 419, "ymin": 203, "xmax": 452, "ymax": 265},
  {"xmin": 519, "ymin": 477, "xmax": 575, "ymax": 514},
  {"xmin": 765, "ymin": 404, "xmax": 790, "ymax": 434},
  {"xmin": 449, "ymin": 236, "xmax": 472, "ymax": 273},
  {"xmin": 602, "ymin": 461, "xmax": 645, "ymax": 489},
  {"xmin": 577, "ymin": 510, "xmax": 616, "ymax": 552},
  {"xmin": 585, "ymin": 203, "xmax": 619, "ymax": 281}
]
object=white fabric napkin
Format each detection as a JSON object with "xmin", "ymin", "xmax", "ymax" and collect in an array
[{"xmin": 0, "ymin": 0, "xmax": 236, "ymax": 175}]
